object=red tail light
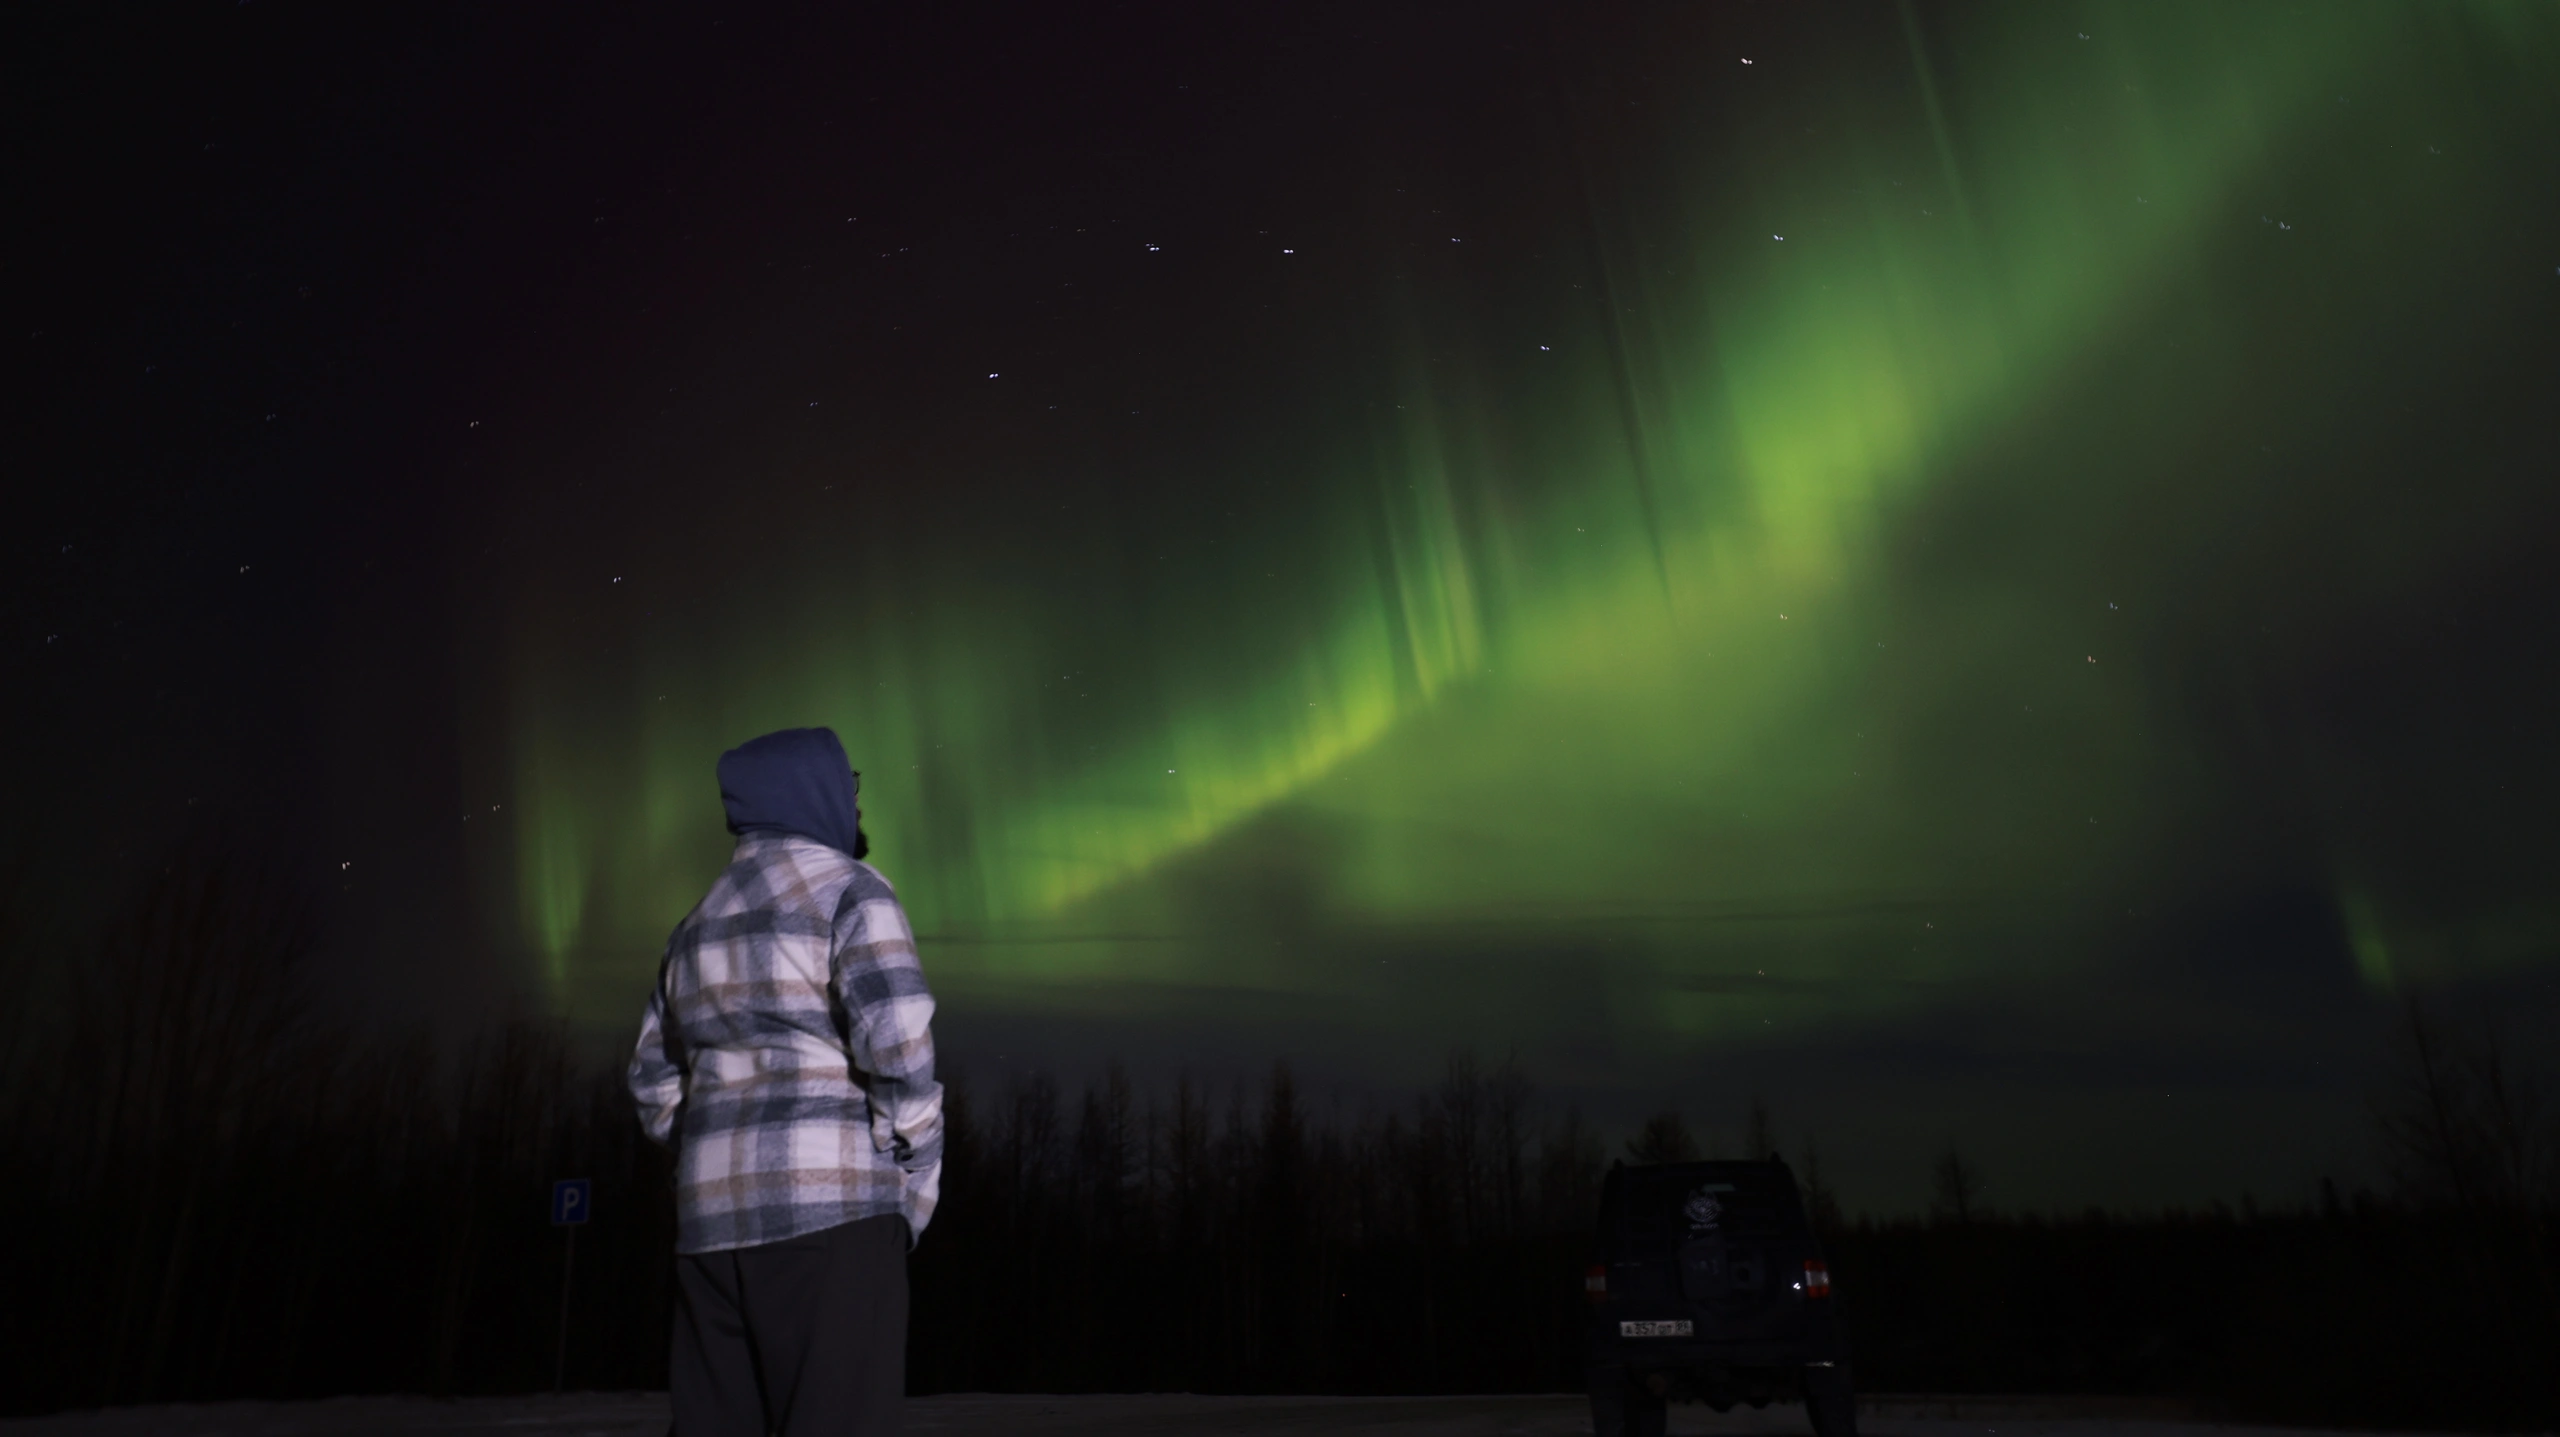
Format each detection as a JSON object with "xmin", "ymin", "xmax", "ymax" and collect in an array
[
  {"xmin": 1585, "ymin": 1264, "xmax": 1608, "ymax": 1303},
  {"xmin": 1802, "ymin": 1259, "xmax": 1832, "ymax": 1299}
]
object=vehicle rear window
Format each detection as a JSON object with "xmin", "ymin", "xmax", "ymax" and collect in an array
[{"xmin": 1605, "ymin": 1164, "xmax": 1807, "ymax": 1253}]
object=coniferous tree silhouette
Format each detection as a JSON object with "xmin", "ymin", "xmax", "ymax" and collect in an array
[{"xmin": 1, "ymin": 843, "xmax": 2553, "ymax": 1425}]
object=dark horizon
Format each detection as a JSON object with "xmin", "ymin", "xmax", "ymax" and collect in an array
[{"xmin": 5, "ymin": 883, "xmax": 2546, "ymax": 1426}]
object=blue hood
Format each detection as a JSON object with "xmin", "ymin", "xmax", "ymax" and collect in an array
[{"xmin": 716, "ymin": 727, "xmax": 865, "ymax": 859}]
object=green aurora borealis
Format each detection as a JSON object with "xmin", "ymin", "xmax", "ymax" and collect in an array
[{"xmin": 462, "ymin": 3, "xmax": 2559, "ymax": 1201}]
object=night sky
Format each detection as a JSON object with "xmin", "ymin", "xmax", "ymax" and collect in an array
[{"xmin": 15, "ymin": 1, "xmax": 2560, "ymax": 1213}]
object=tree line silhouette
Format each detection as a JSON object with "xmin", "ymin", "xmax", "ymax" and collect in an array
[{"xmin": 0, "ymin": 846, "xmax": 2551, "ymax": 1428}]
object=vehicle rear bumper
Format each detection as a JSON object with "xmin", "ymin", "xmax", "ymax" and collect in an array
[{"xmin": 1592, "ymin": 1339, "xmax": 1836, "ymax": 1367}]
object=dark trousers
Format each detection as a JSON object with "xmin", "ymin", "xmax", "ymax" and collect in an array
[{"xmin": 669, "ymin": 1214, "xmax": 909, "ymax": 1437}]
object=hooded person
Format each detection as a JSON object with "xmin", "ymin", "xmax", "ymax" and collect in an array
[{"xmin": 629, "ymin": 726, "xmax": 943, "ymax": 1437}]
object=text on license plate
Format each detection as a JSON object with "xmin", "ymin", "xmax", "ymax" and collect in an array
[{"xmin": 1619, "ymin": 1319, "xmax": 1693, "ymax": 1337}]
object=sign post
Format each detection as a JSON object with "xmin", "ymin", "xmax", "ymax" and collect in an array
[{"xmin": 550, "ymin": 1178, "xmax": 591, "ymax": 1393}]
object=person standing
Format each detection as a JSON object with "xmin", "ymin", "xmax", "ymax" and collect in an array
[{"xmin": 629, "ymin": 727, "xmax": 943, "ymax": 1437}]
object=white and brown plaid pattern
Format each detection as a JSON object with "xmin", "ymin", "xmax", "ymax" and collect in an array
[{"xmin": 629, "ymin": 834, "xmax": 943, "ymax": 1254}]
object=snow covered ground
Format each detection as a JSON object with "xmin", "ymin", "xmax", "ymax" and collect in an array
[{"xmin": 0, "ymin": 1392, "xmax": 2437, "ymax": 1437}]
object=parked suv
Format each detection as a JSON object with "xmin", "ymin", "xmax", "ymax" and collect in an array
[{"xmin": 1584, "ymin": 1158, "xmax": 1854, "ymax": 1437}]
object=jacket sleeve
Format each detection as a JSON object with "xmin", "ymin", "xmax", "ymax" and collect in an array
[
  {"xmin": 627, "ymin": 966, "xmax": 686, "ymax": 1148},
  {"xmin": 832, "ymin": 878, "xmax": 944, "ymax": 1177}
]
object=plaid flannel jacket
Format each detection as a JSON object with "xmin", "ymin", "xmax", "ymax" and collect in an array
[{"xmin": 628, "ymin": 834, "xmax": 943, "ymax": 1254}]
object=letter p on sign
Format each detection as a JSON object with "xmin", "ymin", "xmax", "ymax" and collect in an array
[{"xmin": 552, "ymin": 1178, "xmax": 592, "ymax": 1226}]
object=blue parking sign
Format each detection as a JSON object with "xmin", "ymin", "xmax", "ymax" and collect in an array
[{"xmin": 551, "ymin": 1178, "xmax": 592, "ymax": 1226}]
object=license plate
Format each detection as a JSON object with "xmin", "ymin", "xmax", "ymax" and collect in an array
[{"xmin": 1619, "ymin": 1319, "xmax": 1693, "ymax": 1337}]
